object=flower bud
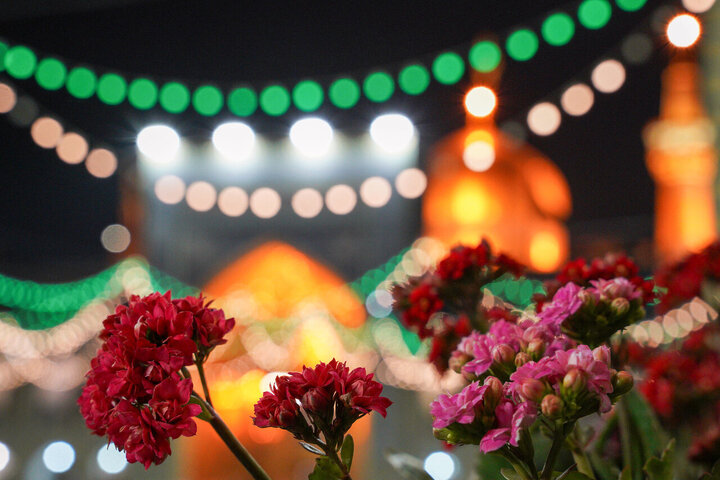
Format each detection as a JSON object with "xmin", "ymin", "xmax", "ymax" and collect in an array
[
  {"xmin": 592, "ymin": 346, "xmax": 611, "ymax": 365},
  {"xmin": 611, "ymin": 297, "xmax": 630, "ymax": 315},
  {"xmin": 520, "ymin": 379, "xmax": 546, "ymax": 402},
  {"xmin": 448, "ymin": 351, "xmax": 472, "ymax": 373},
  {"xmin": 562, "ymin": 368, "xmax": 587, "ymax": 394},
  {"xmin": 491, "ymin": 344, "xmax": 515, "ymax": 365},
  {"xmin": 612, "ymin": 370, "xmax": 634, "ymax": 396},
  {"xmin": 578, "ymin": 289, "xmax": 596, "ymax": 306},
  {"xmin": 541, "ymin": 394, "xmax": 563, "ymax": 419},
  {"xmin": 515, "ymin": 352, "xmax": 531, "ymax": 367},
  {"xmin": 301, "ymin": 388, "xmax": 329, "ymax": 413},
  {"xmin": 527, "ymin": 339, "xmax": 546, "ymax": 357},
  {"xmin": 483, "ymin": 376, "xmax": 503, "ymax": 402},
  {"xmin": 277, "ymin": 407, "xmax": 297, "ymax": 428}
]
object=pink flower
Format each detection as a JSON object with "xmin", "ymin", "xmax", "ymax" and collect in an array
[
  {"xmin": 588, "ymin": 278, "xmax": 642, "ymax": 301},
  {"xmin": 538, "ymin": 283, "xmax": 583, "ymax": 328},
  {"xmin": 430, "ymin": 382, "xmax": 488, "ymax": 429},
  {"xmin": 479, "ymin": 401, "xmax": 537, "ymax": 453}
]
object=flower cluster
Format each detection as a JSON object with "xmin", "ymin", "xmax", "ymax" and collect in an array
[
  {"xmin": 538, "ymin": 278, "xmax": 650, "ymax": 347},
  {"xmin": 633, "ymin": 322, "xmax": 720, "ymax": 466},
  {"xmin": 392, "ymin": 240, "xmax": 524, "ymax": 372},
  {"xmin": 253, "ymin": 359, "xmax": 391, "ymax": 451},
  {"xmin": 655, "ymin": 240, "xmax": 720, "ymax": 313},
  {"xmin": 450, "ymin": 318, "xmax": 574, "ymax": 382},
  {"xmin": 534, "ymin": 253, "xmax": 656, "ymax": 312},
  {"xmin": 78, "ymin": 292, "xmax": 235, "ymax": 468}
]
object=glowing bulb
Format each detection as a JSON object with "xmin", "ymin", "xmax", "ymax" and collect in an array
[
  {"xmin": 424, "ymin": 452, "xmax": 456, "ymax": 480},
  {"xmin": 463, "ymin": 141, "xmax": 495, "ymax": 171},
  {"xmin": 186, "ymin": 181, "xmax": 217, "ymax": 212},
  {"xmin": 97, "ymin": 445, "xmax": 127, "ymax": 474},
  {"xmin": 370, "ymin": 114, "xmax": 415, "ymax": 153},
  {"xmin": 101, "ymin": 224, "xmax": 131, "ymax": 253},
  {"xmin": 591, "ymin": 59, "xmax": 626, "ymax": 93},
  {"xmin": 56, "ymin": 132, "xmax": 88, "ymax": 164},
  {"xmin": 31, "ymin": 117, "xmax": 63, "ymax": 149},
  {"xmin": 325, "ymin": 185, "xmax": 357, "ymax": 215},
  {"xmin": 85, "ymin": 148, "xmax": 117, "ymax": 178},
  {"xmin": 527, "ymin": 102, "xmax": 562, "ymax": 136},
  {"xmin": 395, "ymin": 168, "xmax": 427, "ymax": 198},
  {"xmin": 289, "ymin": 117, "xmax": 333, "ymax": 156},
  {"xmin": 154, "ymin": 175, "xmax": 186, "ymax": 204},
  {"xmin": 464, "ymin": 86, "xmax": 497, "ymax": 117},
  {"xmin": 218, "ymin": 186, "xmax": 248, "ymax": 217},
  {"xmin": 560, "ymin": 83, "xmax": 594, "ymax": 116},
  {"xmin": 667, "ymin": 14, "xmax": 701, "ymax": 48},
  {"xmin": 291, "ymin": 188, "xmax": 324, "ymax": 218},
  {"xmin": 42, "ymin": 441, "xmax": 75, "ymax": 473},
  {"xmin": 360, "ymin": 177, "xmax": 392, "ymax": 207},
  {"xmin": 212, "ymin": 122, "xmax": 255, "ymax": 160},
  {"xmin": 136, "ymin": 125, "xmax": 180, "ymax": 163},
  {"xmin": 0, "ymin": 442, "xmax": 9, "ymax": 472},
  {"xmin": 250, "ymin": 187, "xmax": 282, "ymax": 218}
]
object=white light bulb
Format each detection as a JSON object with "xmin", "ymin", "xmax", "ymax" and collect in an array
[
  {"xmin": 370, "ymin": 114, "xmax": 415, "ymax": 153},
  {"xmin": 212, "ymin": 122, "xmax": 255, "ymax": 160},
  {"xmin": 136, "ymin": 125, "xmax": 180, "ymax": 163},
  {"xmin": 289, "ymin": 118, "xmax": 334, "ymax": 156}
]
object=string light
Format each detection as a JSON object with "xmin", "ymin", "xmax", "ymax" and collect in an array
[
  {"xmin": 291, "ymin": 188, "xmax": 324, "ymax": 218},
  {"xmin": 682, "ymin": 0, "xmax": 716, "ymax": 13},
  {"xmin": 0, "ymin": 83, "xmax": 17, "ymax": 113},
  {"xmin": 325, "ymin": 184, "xmax": 357, "ymax": 215},
  {"xmin": 212, "ymin": 122, "xmax": 256, "ymax": 160},
  {"xmin": 360, "ymin": 177, "xmax": 392, "ymax": 208},
  {"xmin": 463, "ymin": 139, "xmax": 495, "ymax": 172},
  {"xmin": 136, "ymin": 125, "xmax": 180, "ymax": 163},
  {"xmin": 394, "ymin": 168, "xmax": 427, "ymax": 199},
  {"xmin": 30, "ymin": 117, "xmax": 63, "ymax": 149},
  {"xmin": 250, "ymin": 187, "xmax": 282, "ymax": 218},
  {"xmin": 464, "ymin": 86, "xmax": 497, "ymax": 118},
  {"xmin": 186, "ymin": 181, "xmax": 217, "ymax": 212},
  {"xmin": 56, "ymin": 132, "xmax": 88, "ymax": 164},
  {"xmin": 666, "ymin": 14, "xmax": 702, "ymax": 48},
  {"xmin": 560, "ymin": 83, "xmax": 594, "ymax": 116},
  {"xmin": 193, "ymin": 85, "xmax": 224, "ymax": 116},
  {"xmin": 85, "ymin": 148, "xmax": 117, "ymax": 178},
  {"xmin": 218, "ymin": 186, "xmax": 249, "ymax": 217},
  {"xmin": 289, "ymin": 118, "xmax": 334, "ymax": 156},
  {"xmin": 100, "ymin": 224, "xmax": 131, "ymax": 253},
  {"xmin": 369, "ymin": 114, "xmax": 415, "ymax": 153},
  {"xmin": 154, "ymin": 175, "xmax": 186, "ymax": 205},
  {"xmin": 591, "ymin": 59, "xmax": 626, "ymax": 93}
]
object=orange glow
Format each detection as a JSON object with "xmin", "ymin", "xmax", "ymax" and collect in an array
[
  {"xmin": 519, "ymin": 157, "xmax": 572, "ymax": 219},
  {"xmin": 464, "ymin": 129, "xmax": 495, "ymax": 147},
  {"xmin": 0, "ymin": 83, "xmax": 16, "ymax": 113},
  {"xmin": 450, "ymin": 179, "xmax": 496, "ymax": 225},
  {"xmin": 292, "ymin": 316, "xmax": 344, "ymax": 366},
  {"xmin": 464, "ymin": 86, "xmax": 497, "ymax": 118},
  {"xmin": 212, "ymin": 369, "xmax": 265, "ymax": 413},
  {"xmin": 529, "ymin": 231, "xmax": 562, "ymax": 272}
]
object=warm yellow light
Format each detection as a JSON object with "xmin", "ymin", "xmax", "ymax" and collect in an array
[
  {"xmin": 529, "ymin": 231, "xmax": 562, "ymax": 272},
  {"xmin": 451, "ymin": 181, "xmax": 491, "ymax": 224},
  {"xmin": 213, "ymin": 369, "xmax": 266, "ymax": 412},
  {"xmin": 667, "ymin": 14, "xmax": 701, "ymax": 48},
  {"xmin": 464, "ymin": 86, "xmax": 497, "ymax": 118},
  {"xmin": 463, "ymin": 141, "xmax": 495, "ymax": 172},
  {"xmin": 294, "ymin": 316, "xmax": 344, "ymax": 366}
]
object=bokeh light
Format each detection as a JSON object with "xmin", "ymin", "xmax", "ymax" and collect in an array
[
  {"xmin": 591, "ymin": 59, "xmax": 626, "ymax": 93},
  {"xmin": 505, "ymin": 29, "xmax": 539, "ymax": 61},
  {"xmin": 395, "ymin": 168, "xmax": 427, "ymax": 199},
  {"xmin": 250, "ymin": 187, "xmax": 282, "ymax": 218},
  {"xmin": 212, "ymin": 122, "xmax": 255, "ymax": 160},
  {"xmin": 464, "ymin": 86, "xmax": 497, "ymax": 118},
  {"xmin": 42, "ymin": 441, "xmax": 75, "ymax": 473},
  {"xmin": 227, "ymin": 86, "xmax": 258, "ymax": 117},
  {"xmin": 30, "ymin": 117, "xmax": 63, "ymax": 149},
  {"xmin": 667, "ymin": 14, "xmax": 702, "ymax": 48},
  {"xmin": 97, "ymin": 73, "xmax": 127, "ymax": 105},
  {"xmin": 398, "ymin": 64, "xmax": 431, "ymax": 95},
  {"xmin": 0, "ymin": 442, "xmax": 9, "ymax": 472},
  {"xmin": 66, "ymin": 67, "xmax": 97, "ymax": 99},
  {"xmin": 136, "ymin": 125, "xmax": 180, "ymax": 163},
  {"xmin": 463, "ymin": 140, "xmax": 495, "ymax": 172},
  {"xmin": 56, "ymin": 132, "xmax": 89, "ymax": 164},
  {"xmin": 291, "ymin": 188, "xmax": 324, "ymax": 218},
  {"xmin": 128, "ymin": 78, "xmax": 158, "ymax": 110},
  {"xmin": 578, "ymin": 0, "xmax": 612, "ymax": 30},
  {"xmin": 328, "ymin": 78, "xmax": 360, "ymax": 109},
  {"xmin": 363, "ymin": 71, "xmax": 395, "ymax": 102},
  {"xmin": 97, "ymin": 445, "xmax": 127, "ymax": 474},
  {"xmin": 365, "ymin": 289, "xmax": 394, "ymax": 318},
  {"xmin": 560, "ymin": 83, "xmax": 594, "ymax": 116},
  {"xmin": 527, "ymin": 102, "xmax": 562, "ymax": 136},
  {"xmin": 259, "ymin": 85, "xmax": 291, "ymax": 116},
  {"xmin": 325, "ymin": 185, "xmax": 357, "ymax": 215},
  {"xmin": 360, "ymin": 177, "xmax": 392, "ymax": 208},
  {"xmin": 218, "ymin": 186, "xmax": 249, "ymax": 217},
  {"xmin": 616, "ymin": 0, "xmax": 647, "ymax": 11},
  {"xmin": 186, "ymin": 181, "xmax": 217, "ymax": 212},
  {"xmin": 292, "ymin": 80, "xmax": 324, "ymax": 112},
  {"xmin": 424, "ymin": 451, "xmax": 456, "ymax": 480},
  {"xmin": 468, "ymin": 41, "xmax": 502, "ymax": 72},
  {"xmin": 542, "ymin": 12, "xmax": 576, "ymax": 46},
  {"xmin": 432, "ymin": 52, "xmax": 465, "ymax": 85},
  {"xmin": 100, "ymin": 224, "xmax": 131, "ymax": 253},
  {"xmin": 682, "ymin": 0, "xmax": 715, "ymax": 13},
  {"xmin": 159, "ymin": 82, "xmax": 191, "ymax": 114},
  {"xmin": 0, "ymin": 83, "xmax": 17, "ymax": 113},
  {"xmin": 4, "ymin": 46, "xmax": 37, "ymax": 79},
  {"xmin": 370, "ymin": 113, "xmax": 415, "ymax": 153},
  {"xmin": 621, "ymin": 33, "xmax": 653, "ymax": 64},
  {"xmin": 290, "ymin": 118, "xmax": 334, "ymax": 156},
  {"xmin": 85, "ymin": 148, "xmax": 117, "ymax": 178},
  {"xmin": 154, "ymin": 175, "xmax": 186, "ymax": 205},
  {"xmin": 7, "ymin": 95, "xmax": 38, "ymax": 126},
  {"xmin": 192, "ymin": 85, "xmax": 224, "ymax": 116},
  {"xmin": 35, "ymin": 58, "xmax": 67, "ymax": 90}
]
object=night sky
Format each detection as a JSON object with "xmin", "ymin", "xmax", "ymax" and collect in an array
[{"xmin": 0, "ymin": 0, "xmax": 673, "ymax": 281}]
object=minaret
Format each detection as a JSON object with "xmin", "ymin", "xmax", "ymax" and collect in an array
[{"xmin": 643, "ymin": 56, "xmax": 717, "ymax": 263}]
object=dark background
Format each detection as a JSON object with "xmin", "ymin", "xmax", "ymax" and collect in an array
[{"xmin": 0, "ymin": 0, "xmax": 674, "ymax": 281}]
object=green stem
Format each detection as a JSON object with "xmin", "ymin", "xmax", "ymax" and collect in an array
[
  {"xmin": 541, "ymin": 426, "xmax": 567, "ymax": 480},
  {"xmin": 502, "ymin": 447, "xmax": 536, "ymax": 480},
  {"xmin": 616, "ymin": 399, "xmax": 639, "ymax": 480},
  {"xmin": 324, "ymin": 446, "xmax": 353, "ymax": 480},
  {"xmin": 566, "ymin": 427, "xmax": 596, "ymax": 479},
  {"xmin": 196, "ymin": 360, "xmax": 214, "ymax": 407},
  {"xmin": 197, "ymin": 396, "xmax": 272, "ymax": 480}
]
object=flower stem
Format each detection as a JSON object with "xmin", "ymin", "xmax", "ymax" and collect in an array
[
  {"xmin": 324, "ymin": 446, "xmax": 353, "ymax": 480},
  {"xmin": 200, "ymin": 398, "xmax": 271, "ymax": 480},
  {"xmin": 540, "ymin": 426, "xmax": 567, "ymax": 480},
  {"xmin": 196, "ymin": 361, "xmax": 214, "ymax": 407},
  {"xmin": 566, "ymin": 429, "xmax": 596, "ymax": 479},
  {"xmin": 501, "ymin": 447, "xmax": 536, "ymax": 480}
]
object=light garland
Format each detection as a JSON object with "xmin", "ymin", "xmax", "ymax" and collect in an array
[{"xmin": 0, "ymin": 0, "xmax": 648, "ymax": 117}]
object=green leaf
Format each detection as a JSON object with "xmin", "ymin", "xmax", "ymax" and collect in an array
[
  {"xmin": 556, "ymin": 473, "xmax": 594, "ymax": 480},
  {"xmin": 624, "ymin": 390, "xmax": 665, "ymax": 458},
  {"xmin": 501, "ymin": 468, "xmax": 524, "ymax": 480},
  {"xmin": 340, "ymin": 435, "xmax": 354, "ymax": 470},
  {"xmin": 618, "ymin": 466, "xmax": 632, "ymax": 480},
  {"xmin": 308, "ymin": 456, "xmax": 344, "ymax": 480},
  {"xmin": 188, "ymin": 395, "xmax": 212, "ymax": 422},
  {"xmin": 643, "ymin": 439, "xmax": 675, "ymax": 480},
  {"xmin": 299, "ymin": 442, "xmax": 325, "ymax": 456},
  {"xmin": 385, "ymin": 449, "xmax": 434, "ymax": 480}
]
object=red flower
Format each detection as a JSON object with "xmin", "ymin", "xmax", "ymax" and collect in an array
[
  {"xmin": 173, "ymin": 294, "xmax": 236, "ymax": 354},
  {"xmin": 437, "ymin": 244, "xmax": 490, "ymax": 281}
]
